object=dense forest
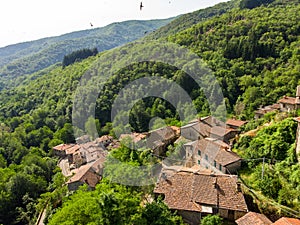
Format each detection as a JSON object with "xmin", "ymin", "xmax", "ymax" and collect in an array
[{"xmin": 0, "ymin": 0, "xmax": 300, "ymax": 224}]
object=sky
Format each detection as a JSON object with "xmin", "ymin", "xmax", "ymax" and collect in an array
[{"xmin": 0, "ymin": 0, "xmax": 229, "ymax": 48}]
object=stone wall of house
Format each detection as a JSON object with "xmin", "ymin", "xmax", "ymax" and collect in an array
[
  {"xmin": 181, "ymin": 125, "xmax": 201, "ymax": 141},
  {"xmin": 234, "ymin": 211, "xmax": 247, "ymax": 220},
  {"xmin": 280, "ymin": 103, "xmax": 297, "ymax": 112},
  {"xmin": 178, "ymin": 210, "xmax": 201, "ymax": 225},
  {"xmin": 67, "ymin": 181, "xmax": 84, "ymax": 191}
]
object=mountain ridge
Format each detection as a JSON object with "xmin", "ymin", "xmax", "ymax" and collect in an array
[{"xmin": 0, "ymin": 18, "xmax": 174, "ymax": 82}]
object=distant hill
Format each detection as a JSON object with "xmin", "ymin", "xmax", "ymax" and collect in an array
[
  {"xmin": 144, "ymin": 0, "xmax": 240, "ymax": 40},
  {"xmin": 0, "ymin": 18, "xmax": 173, "ymax": 83}
]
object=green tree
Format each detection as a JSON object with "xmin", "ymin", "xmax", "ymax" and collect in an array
[{"xmin": 201, "ymin": 215, "xmax": 223, "ymax": 225}]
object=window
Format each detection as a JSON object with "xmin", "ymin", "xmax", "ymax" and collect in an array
[
  {"xmin": 205, "ymin": 154, "xmax": 208, "ymax": 161},
  {"xmin": 219, "ymin": 164, "xmax": 222, "ymax": 171},
  {"xmin": 214, "ymin": 160, "xmax": 216, "ymax": 167},
  {"xmin": 198, "ymin": 160, "xmax": 200, "ymax": 165},
  {"xmin": 198, "ymin": 150, "xmax": 201, "ymax": 156}
]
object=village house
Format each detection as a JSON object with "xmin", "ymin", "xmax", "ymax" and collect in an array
[
  {"xmin": 146, "ymin": 126, "xmax": 180, "ymax": 155},
  {"xmin": 119, "ymin": 132, "xmax": 147, "ymax": 149},
  {"xmin": 235, "ymin": 212, "xmax": 272, "ymax": 225},
  {"xmin": 52, "ymin": 143, "xmax": 75, "ymax": 158},
  {"xmin": 79, "ymin": 141, "xmax": 108, "ymax": 164},
  {"xmin": 254, "ymin": 104, "xmax": 281, "ymax": 119},
  {"xmin": 67, "ymin": 156, "xmax": 106, "ymax": 191},
  {"xmin": 184, "ymin": 137, "xmax": 242, "ymax": 174},
  {"xmin": 181, "ymin": 116, "xmax": 239, "ymax": 144},
  {"xmin": 65, "ymin": 144, "xmax": 80, "ymax": 165},
  {"xmin": 255, "ymin": 85, "xmax": 300, "ymax": 119},
  {"xmin": 226, "ymin": 118, "xmax": 248, "ymax": 130},
  {"xmin": 154, "ymin": 170, "xmax": 248, "ymax": 224},
  {"xmin": 95, "ymin": 135, "xmax": 114, "ymax": 147}
]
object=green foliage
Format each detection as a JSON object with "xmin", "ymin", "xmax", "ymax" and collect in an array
[
  {"xmin": 237, "ymin": 117, "xmax": 300, "ymax": 211},
  {"xmin": 48, "ymin": 181, "xmax": 182, "ymax": 225},
  {"xmin": 132, "ymin": 198, "xmax": 184, "ymax": 225},
  {"xmin": 240, "ymin": 0, "xmax": 275, "ymax": 9},
  {"xmin": 238, "ymin": 118, "xmax": 297, "ymax": 162},
  {"xmin": 62, "ymin": 48, "xmax": 98, "ymax": 67},
  {"xmin": 201, "ymin": 214, "xmax": 223, "ymax": 225},
  {"xmin": 0, "ymin": 0, "xmax": 300, "ymax": 223}
]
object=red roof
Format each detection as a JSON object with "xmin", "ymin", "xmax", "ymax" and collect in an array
[
  {"xmin": 236, "ymin": 212, "xmax": 272, "ymax": 225},
  {"xmin": 278, "ymin": 96, "xmax": 297, "ymax": 105},
  {"xmin": 154, "ymin": 171, "xmax": 248, "ymax": 213},
  {"xmin": 53, "ymin": 143, "xmax": 74, "ymax": 151},
  {"xmin": 273, "ymin": 217, "xmax": 300, "ymax": 225},
  {"xmin": 226, "ymin": 119, "xmax": 247, "ymax": 128}
]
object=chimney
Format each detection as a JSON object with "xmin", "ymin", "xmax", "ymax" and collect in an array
[
  {"xmin": 236, "ymin": 181, "xmax": 242, "ymax": 192},
  {"xmin": 213, "ymin": 180, "xmax": 217, "ymax": 189}
]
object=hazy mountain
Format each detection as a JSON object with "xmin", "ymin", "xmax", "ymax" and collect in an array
[{"xmin": 0, "ymin": 18, "xmax": 173, "ymax": 81}]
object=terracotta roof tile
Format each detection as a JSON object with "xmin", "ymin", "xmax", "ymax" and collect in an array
[
  {"xmin": 96, "ymin": 135, "xmax": 113, "ymax": 143},
  {"xmin": 236, "ymin": 212, "xmax": 272, "ymax": 225},
  {"xmin": 273, "ymin": 217, "xmax": 300, "ymax": 225},
  {"xmin": 195, "ymin": 138, "xmax": 241, "ymax": 166},
  {"xmin": 53, "ymin": 143, "xmax": 74, "ymax": 151},
  {"xmin": 119, "ymin": 133, "xmax": 147, "ymax": 143},
  {"xmin": 215, "ymin": 149, "xmax": 241, "ymax": 166},
  {"xmin": 278, "ymin": 96, "xmax": 297, "ymax": 105},
  {"xmin": 67, "ymin": 156, "xmax": 106, "ymax": 184},
  {"xmin": 66, "ymin": 144, "xmax": 80, "ymax": 155},
  {"xmin": 217, "ymin": 176, "xmax": 248, "ymax": 211},
  {"xmin": 226, "ymin": 119, "xmax": 247, "ymax": 128},
  {"xmin": 154, "ymin": 171, "xmax": 247, "ymax": 213}
]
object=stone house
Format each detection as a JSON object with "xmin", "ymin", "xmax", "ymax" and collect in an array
[
  {"xmin": 67, "ymin": 156, "xmax": 106, "ymax": 191},
  {"xmin": 226, "ymin": 119, "xmax": 248, "ymax": 130},
  {"xmin": 278, "ymin": 86, "xmax": 300, "ymax": 112},
  {"xmin": 95, "ymin": 135, "xmax": 114, "ymax": 147},
  {"xmin": 181, "ymin": 116, "xmax": 238, "ymax": 144},
  {"xmin": 154, "ymin": 170, "xmax": 248, "ymax": 224},
  {"xmin": 255, "ymin": 85, "xmax": 300, "ymax": 118},
  {"xmin": 184, "ymin": 138, "xmax": 241, "ymax": 174},
  {"xmin": 254, "ymin": 104, "xmax": 281, "ymax": 119},
  {"xmin": 53, "ymin": 143, "xmax": 74, "ymax": 158},
  {"xmin": 146, "ymin": 126, "xmax": 180, "ymax": 155}
]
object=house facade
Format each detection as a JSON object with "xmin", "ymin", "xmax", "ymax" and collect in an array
[
  {"xmin": 67, "ymin": 156, "xmax": 105, "ymax": 191},
  {"xmin": 146, "ymin": 126, "xmax": 180, "ymax": 155},
  {"xmin": 181, "ymin": 116, "xmax": 238, "ymax": 144},
  {"xmin": 184, "ymin": 138, "xmax": 242, "ymax": 174}
]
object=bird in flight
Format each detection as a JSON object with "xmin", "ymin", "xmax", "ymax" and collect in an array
[
  {"xmin": 140, "ymin": 2, "xmax": 144, "ymax": 10},
  {"xmin": 90, "ymin": 22, "xmax": 93, "ymax": 27}
]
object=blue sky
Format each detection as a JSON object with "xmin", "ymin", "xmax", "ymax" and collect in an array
[{"xmin": 0, "ymin": 0, "xmax": 229, "ymax": 47}]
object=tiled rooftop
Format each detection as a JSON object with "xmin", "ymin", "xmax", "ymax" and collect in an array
[
  {"xmin": 154, "ymin": 171, "xmax": 248, "ymax": 213},
  {"xmin": 236, "ymin": 212, "xmax": 272, "ymax": 225}
]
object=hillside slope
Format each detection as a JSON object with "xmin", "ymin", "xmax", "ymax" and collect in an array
[
  {"xmin": 0, "ymin": 1, "xmax": 300, "ymax": 223},
  {"xmin": 0, "ymin": 18, "xmax": 173, "ymax": 82},
  {"xmin": 144, "ymin": 0, "xmax": 239, "ymax": 40}
]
